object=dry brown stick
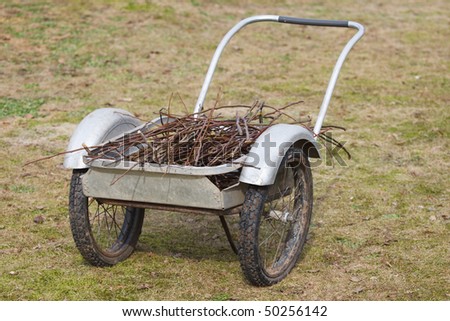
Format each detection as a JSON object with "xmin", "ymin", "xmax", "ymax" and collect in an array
[
  {"xmin": 23, "ymin": 145, "xmax": 103, "ymax": 166},
  {"xmin": 318, "ymin": 132, "xmax": 351, "ymax": 159},
  {"xmin": 167, "ymin": 92, "xmax": 174, "ymax": 116},
  {"xmin": 279, "ymin": 99, "xmax": 304, "ymax": 110},
  {"xmin": 176, "ymin": 92, "xmax": 189, "ymax": 115},
  {"xmin": 211, "ymin": 88, "xmax": 223, "ymax": 115},
  {"xmin": 193, "ymin": 118, "xmax": 211, "ymax": 165},
  {"xmin": 321, "ymin": 125, "xmax": 347, "ymax": 131},
  {"xmin": 199, "ymin": 104, "xmax": 253, "ymax": 115},
  {"xmin": 260, "ymin": 104, "xmax": 300, "ymax": 123},
  {"xmin": 242, "ymin": 116, "xmax": 250, "ymax": 142},
  {"xmin": 235, "ymin": 113, "xmax": 243, "ymax": 135}
]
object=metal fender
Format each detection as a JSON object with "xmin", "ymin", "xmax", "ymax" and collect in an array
[
  {"xmin": 63, "ymin": 108, "xmax": 142, "ymax": 169},
  {"xmin": 239, "ymin": 124, "xmax": 321, "ymax": 186}
]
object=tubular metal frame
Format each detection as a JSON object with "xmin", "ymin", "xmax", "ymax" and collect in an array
[{"xmin": 193, "ymin": 15, "xmax": 365, "ymax": 137}]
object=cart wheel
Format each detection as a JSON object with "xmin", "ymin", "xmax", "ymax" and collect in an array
[
  {"xmin": 69, "ymin": 169, "xmax": 145, "ymax": 266},
  {"xmin": 239, "ymin": 147, "xmax": 313, "ymax": 286}
]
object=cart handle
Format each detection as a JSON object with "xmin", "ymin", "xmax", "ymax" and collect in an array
[{"xmin": 193, "ymin": 15, "xmax": 365, "ymax": 137}]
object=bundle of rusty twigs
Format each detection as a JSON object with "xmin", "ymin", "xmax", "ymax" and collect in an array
[
  {"xmin": 86, "ymin": 101, "xmax": 306, "ymax": 167},
  {"xmin": 85, "ymin": 100, "xmax": 349, "ymax": 168}
]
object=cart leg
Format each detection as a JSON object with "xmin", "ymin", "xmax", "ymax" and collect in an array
[{"xmin": 219, "ymin": 215, "xmax": 239, "ymax": 255}]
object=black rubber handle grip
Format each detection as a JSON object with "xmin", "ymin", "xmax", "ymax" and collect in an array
[{"xmin": 278, "ymin": 16, "xmax": 349, "ymax": 28}]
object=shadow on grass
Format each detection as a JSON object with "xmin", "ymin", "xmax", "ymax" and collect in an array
[
  {"xmin": 136, "ymin": 210, "xmax": 240, "ymax": 263},
  {"xmin": 136, "ymin": 208, "xmax": 321, "ymax": 266}
]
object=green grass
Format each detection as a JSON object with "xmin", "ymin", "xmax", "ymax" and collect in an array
[
  {"xmin": 9, "ymin": 184, "xmax": 35, "ymax": 194},
  {"xmin": 0, "ymin": 0, "xmax": 449, "ymax": 301},
  {"xmin": 0, "ymin": 97, "xmax": 45, "ymax": 118}
]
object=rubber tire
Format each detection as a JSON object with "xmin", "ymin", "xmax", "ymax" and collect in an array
[
  {"xmin": 69, "ymin": 169, "xmax": 145, "ymax": 266},
  {"xmin": 239, "ymin": 148, "xmax": 313, "ymax": 286}
]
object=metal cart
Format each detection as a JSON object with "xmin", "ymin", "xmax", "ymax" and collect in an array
[{"xmin": 64, "ymin": 15, "xmax": 364, "ymax": 286}]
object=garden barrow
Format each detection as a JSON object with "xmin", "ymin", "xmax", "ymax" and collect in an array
[{"xmin": 63, "ymin": 15, "xmax": 364, "ymax": 286}]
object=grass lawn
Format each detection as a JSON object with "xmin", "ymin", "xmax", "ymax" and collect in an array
[{"xmin": 0, "ymin": 0, "xmax": 448, "ymax": 300}]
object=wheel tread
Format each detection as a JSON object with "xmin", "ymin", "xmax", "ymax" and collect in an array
[
  {"xmin": 69, "ymin": 170, "xmax": 144, "ymax": 266},
  {"xmin": 238, "ymin": 148, "xmax": 313, "ymax": 286}
]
